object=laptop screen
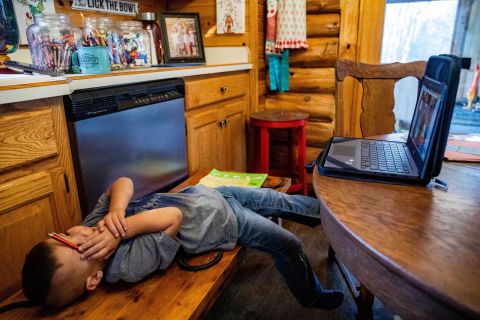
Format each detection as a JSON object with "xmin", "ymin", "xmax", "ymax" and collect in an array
[{"xmin": 408, "ymin": 76, "xmax": 446, "ymax": 173}]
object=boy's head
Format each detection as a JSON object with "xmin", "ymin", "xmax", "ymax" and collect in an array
[{"xmin": 22, "ymin": 226, "xmax": 106, "ymax": 308}]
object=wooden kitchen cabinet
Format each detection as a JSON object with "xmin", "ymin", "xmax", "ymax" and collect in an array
[
  {"xmin": 0, "ymin": 97, "xmax": 82, "ymax": 301},
  {"xmin": 185, "ymin": 72, "xmax": 248, "ymax": 174}
]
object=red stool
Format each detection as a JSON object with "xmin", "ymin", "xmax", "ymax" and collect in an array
[{"xmin": 250, "ymin": 110, "xmax": 309, "ymax": 195}]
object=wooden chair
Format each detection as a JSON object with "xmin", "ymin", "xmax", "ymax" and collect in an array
[{"xmin": 335, "ymin": 59, "xmax": 427, "ymax": 138}]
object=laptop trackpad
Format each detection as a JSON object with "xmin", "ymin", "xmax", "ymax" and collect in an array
[{"xmin": 332, "ymin": 145, "xmax": 355, "ymax": 156}]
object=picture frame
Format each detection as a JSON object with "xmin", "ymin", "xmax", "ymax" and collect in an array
[{"xmin": 158, "ymin": 12, "xmax": 206, "ymax": 64}]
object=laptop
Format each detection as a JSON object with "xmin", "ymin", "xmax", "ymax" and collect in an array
[{"xmin": 318, "ymin": 76, "xmax": 447, "ymax": 185}]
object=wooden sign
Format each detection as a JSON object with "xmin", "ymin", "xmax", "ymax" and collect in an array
[{"xmin": 72, "ymin": 0, "xmax": 139, "ymax": 16}]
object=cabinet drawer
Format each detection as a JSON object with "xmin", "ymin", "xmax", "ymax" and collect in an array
[
  {"xmin": 0, "ymin": 108, "xmax": 58, "ymax": 171},
  {"xmin": 185, "ymin": 72, "xmax": 247, "ymax": 110}
]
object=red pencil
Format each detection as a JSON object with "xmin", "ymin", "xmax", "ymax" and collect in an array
[{"xmin": 48, "ymin": 232, "xmax": 80, "ymax": 251}]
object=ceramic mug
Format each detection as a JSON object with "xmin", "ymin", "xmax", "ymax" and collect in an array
[{"xmin": 72, "ymin": 46, "xmax": 110, "ymax": 74}]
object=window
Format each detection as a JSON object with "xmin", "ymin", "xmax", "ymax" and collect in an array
[{"xmin": 381, "ymin": 0, "xmax": 480, "ymax": 135}]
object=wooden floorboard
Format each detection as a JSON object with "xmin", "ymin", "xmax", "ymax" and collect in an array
[{"xmin": 205, "ymin": 220, "xmax": 396, "ymax": 320}]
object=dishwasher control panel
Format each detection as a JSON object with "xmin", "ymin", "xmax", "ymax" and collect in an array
[
  {"xmin": 118, "ymin": 90, "xmax": 183, "ymax": 110},
  {"xmin": 64, "ymin": 78, "xmax": 184, "ymax": 121}
]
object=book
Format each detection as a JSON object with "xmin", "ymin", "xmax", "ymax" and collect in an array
[{"xmin": 197, "ymin": 169, "xmax": 268, "ymax": 188}]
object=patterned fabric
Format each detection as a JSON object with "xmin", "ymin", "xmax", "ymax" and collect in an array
[{"xmin": 266, "ymin": 0, "xmax": 281, "ymax": 55}]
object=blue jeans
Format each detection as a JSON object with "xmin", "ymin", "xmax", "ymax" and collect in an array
[{"xmin": 216, "ymin": 186, "xmax": 324, "ymax": 307}]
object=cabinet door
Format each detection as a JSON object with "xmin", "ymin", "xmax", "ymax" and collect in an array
[
  {"xmin": 0, "ymin": 172, "xmax": 57, "ymax": 301},
  {"xmin": 186, "ymin": 108, "xmax": 222, "ymax": 174},
  {"xmin": 222, "ymin": 98, "xmax": 247, "ymax": 172}
]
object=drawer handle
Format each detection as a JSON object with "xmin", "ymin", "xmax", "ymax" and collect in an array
[
  {"xmin": 64, "ymin": 172, "xmax": 70, "ymax": 194},
  {"xmin": 220, "ymin": 86, "xmax": 227, "ymax": 94},
  {"xmin": 218, "ymin": 119, "xmax": 227, "ymax": 127}
]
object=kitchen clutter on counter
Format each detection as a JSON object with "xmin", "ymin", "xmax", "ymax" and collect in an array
[{"xmin": 23, "ymin": 11, "xmax": 158, "ymax": 75}]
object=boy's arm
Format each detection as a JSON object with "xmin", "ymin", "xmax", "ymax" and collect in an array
[
  {"xmin": 100, "ymin": 177, "xmax": 134, "ymax": 238},
  {"xmin": 80, "ymin": 207, "xmax": 183, "ymax": 260},
  {"xmin": 121, "ymin": 207, "xmax": 183, "ymax": 239}
]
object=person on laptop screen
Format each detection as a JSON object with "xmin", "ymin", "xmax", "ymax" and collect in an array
[{"xmin": 410, "ymin": 86, "xmax": 441, "ymax": 161}]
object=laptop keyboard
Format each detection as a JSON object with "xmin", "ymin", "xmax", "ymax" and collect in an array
[{"xmin": 361, "ymin": 141, "xmax": 410, "ymax": 174}]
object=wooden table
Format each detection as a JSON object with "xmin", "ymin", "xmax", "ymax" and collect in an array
[
  {"xmin": 313, "ymin": 161, "xmax": 480, "ymax": 319},
  {"xmin": 1, "ymin": 169, "xmax": 291, "ymax": 319}
]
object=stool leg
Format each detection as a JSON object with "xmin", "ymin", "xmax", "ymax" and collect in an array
[
  {"xmin": 288, "ymin": 129, "xmax": 294, "ymax": 176},
  {"xmin": 253, "ymin": 127, "xmax": 261, "ymax": 173},
  {"xmin": 259, "ymin": 127, "xmax": 270, "ymax": 174},
  {"xmin": 298, "ymin": 125, "xmax": 307, "ymax": 195}
]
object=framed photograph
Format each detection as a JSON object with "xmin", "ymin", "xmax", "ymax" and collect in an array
[{"xmin": 159, "ymin": 12, "xmax": 206, "ymax": 64}]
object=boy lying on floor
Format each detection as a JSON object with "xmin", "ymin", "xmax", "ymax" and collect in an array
[{"xmin": 22, "ymin": 177, "xmax": 343, "ymax": 309}]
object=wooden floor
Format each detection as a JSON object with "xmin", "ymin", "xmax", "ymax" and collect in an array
[{"xmin": 205, "ymin": 220, "xmax": 396, "ymax": 320}]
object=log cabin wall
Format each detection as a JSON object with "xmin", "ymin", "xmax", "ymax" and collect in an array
[
  {"xmin": 260, "ymin": 0, "xmax": 382, "ymax": 166},
  {"xmin": 169, "ymin": 0, "xmax": 250, "ymax": 48},
  {"xmin": 258, "ymin": 0, "xmax": 267, "ymax": 109},
  {"xmin": 170, "ymin": 0, "xmax": 260, "ymax": 115},
  {"xmin": 263, "ymin": 0, "xmax": 343, "ymax": 164}
]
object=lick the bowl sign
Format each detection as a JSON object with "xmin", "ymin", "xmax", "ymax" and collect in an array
[{"xmin": 72, "ymin": 0, "xmax": 138, "ymax": 16}]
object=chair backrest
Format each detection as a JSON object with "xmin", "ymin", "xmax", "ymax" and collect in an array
[{"xmin": 335, "ymin": 59, "xmax": 427, "ymax": 137}]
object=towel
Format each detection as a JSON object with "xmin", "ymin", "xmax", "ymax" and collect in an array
[
  {"xmin": 265, "ymin": 0, "xmax": 281, "ymax": 55},
  {"xmin": 265, "ymin": 0, "xmax": 307, "ymax": 92},
  {"xmin": 269, "ymin": 50, "xmax": 290, "ymax": 92},
  {"xmin": 275, "ymin": 0, "xmax": 308, "ymax": 50}
]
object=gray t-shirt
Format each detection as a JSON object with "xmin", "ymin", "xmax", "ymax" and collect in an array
[{"xmin": 83, "ymin": 185, "xmax": 238, "ymax": 283}]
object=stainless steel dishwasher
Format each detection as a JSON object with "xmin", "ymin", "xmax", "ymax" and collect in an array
[{"xmin": 64, "ymin": 79, "xmax": 188, "ymax": 216}]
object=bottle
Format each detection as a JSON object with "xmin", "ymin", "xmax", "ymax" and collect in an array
[
  {"xmin": 0, "ymin": 0, "xmax": 20, "ymax": 73},
  {"xmin": 117, "ymin": 20, "xmax": 151, "ymax": 68},
  {"xmin": 136, "ymin": 12, "xmax": 162, "ymax": 65},
  {"xmin": 26, "ymin": 13, "xmax": 80, "ymax": 73}
]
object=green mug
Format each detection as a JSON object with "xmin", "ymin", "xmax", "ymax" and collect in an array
[{"xmin": 72, "ymin": 46, "xmax": 110, "ymax": 74}]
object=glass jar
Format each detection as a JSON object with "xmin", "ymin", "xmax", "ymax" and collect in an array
[
  {"xmin": 136, "ymin": 12, "xmax": 162, "ymax": 65},
  {"xmin": 117, "ymin": 20, "xmax": 151, "ymax": 68},
  {"xmin": 81, "ymin": 17, "xmax": 127, "ymax": 70},
  {"xmin": 26, "ymin": 13, "xmax": 80, "ymax": 73},
  {"xmin": 81, "ymin": 16, "xmax": 99, "ymax": 46}
]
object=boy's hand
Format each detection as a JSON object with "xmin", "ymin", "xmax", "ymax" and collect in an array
[
  {"xmin": 79, "ymin": 228, "xmax": 121, "ymax": 261},
  {"xmin": 98, "ymin": 208, "xmax": 127, "ymax": 238}
]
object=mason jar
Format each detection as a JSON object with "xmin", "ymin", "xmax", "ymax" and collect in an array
[
  {"xmin": 26, "ymin": 13, "xmax": 80, "ymax": 73},
  {"xmin": 81, "ymin": 16, "xmax": 127, "ymax": 70},
  {"xmin": 117, "ymin": 20, "xmax": 151, "ymax": 68},
  {"xmin": 98, "ymin": 17, "xmax": 127, "ymax": 70}
]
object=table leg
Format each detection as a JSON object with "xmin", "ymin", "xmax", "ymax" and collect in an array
[
  {"xmin": 297, "ymin": 125, "xmax": 307, "ymax": 195},
  {"xmin": 330, "ymin": 246, "xmax": 375, "ymax": 320},
  {"xmin": 356, "ymin": 286, "xmax": 374, "ymax": 320}
]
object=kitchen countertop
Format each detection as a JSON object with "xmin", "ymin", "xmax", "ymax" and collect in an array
[{"xmin": 0, "ymin": 63, "xmax": 252, "ymax": 105}]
